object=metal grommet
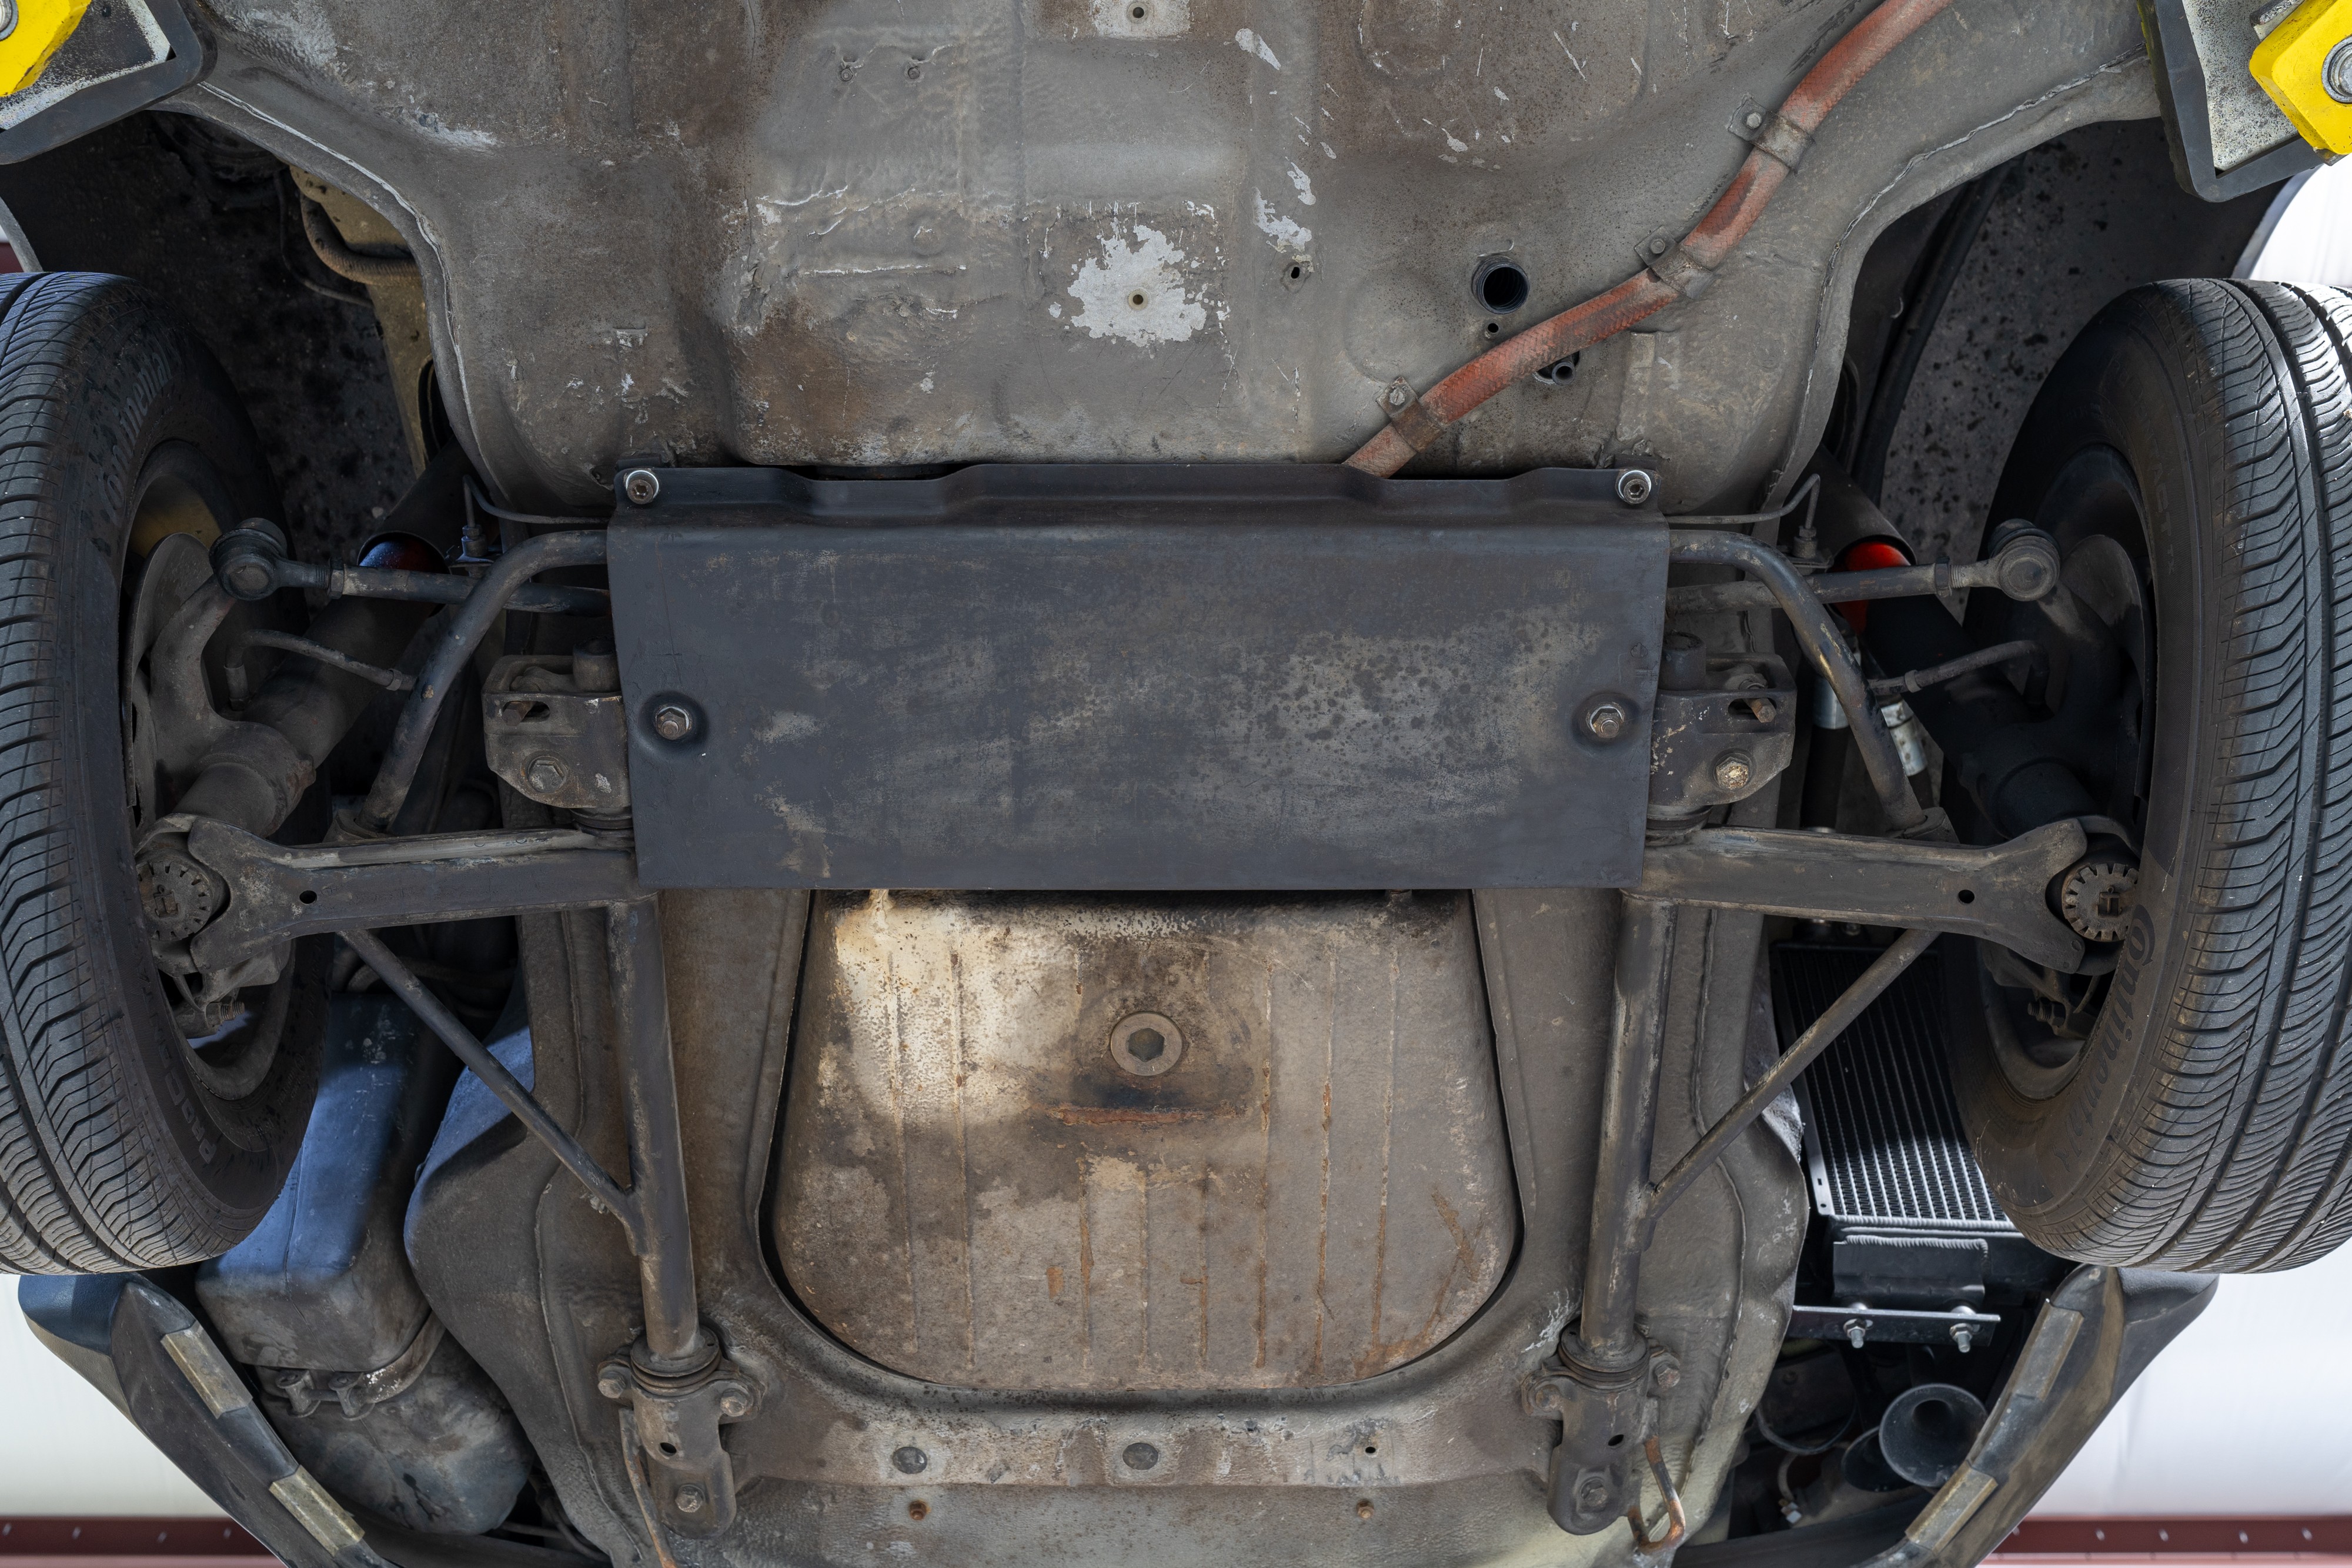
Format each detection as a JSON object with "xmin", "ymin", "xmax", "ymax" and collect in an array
[
  {"xmin": 1109, "ymin": 1012, "xmax": 1183, "ymax": 1076},
  {"xmin": 1616, "ymin": 469, "xmax": 1656, "ymax": 506},
  {"xmin": 1122, "ymin": 1442, "xmax": 1161, "ymax": 1471},
  {"xmin": 622, "ymin": 468, "xmax": 662, "ymax": 506}
]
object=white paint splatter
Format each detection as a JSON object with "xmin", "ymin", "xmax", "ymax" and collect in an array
[
  {"xmin": 919, "ymin": 374, "xmax": 936, "ymax": 392},
  {"xmin": 1320, "ymin": 141, "xmax": 1336, "ymax": 159},
  {"xmin": 1285, "ymin": 161, "xmax": 1317, "ymax": 206},
  {"xmin": 1048, "ymin": 300, "xmax": 1063, "ymax": 319},
  {"xmin": 1252, "ymin": 192, "xmax": 1312, "ymax": 252},
  {"xmin": 1443, "ymin": 130, "xmax": 1469, "ymax": 152},
  {"xmin": 1492, "ymin": 85, "xmax": 1509, "ymax": 101},
  {"xmin": 1234, "ymin": 27, "xmax": 1281, "ymax": 67},
  {"xmin": 1067, "ymin": 225, "xmax": 1207, "ymax": 345}
]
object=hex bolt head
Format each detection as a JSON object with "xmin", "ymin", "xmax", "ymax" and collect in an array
[
  {"xmin": 1583, "ymin": 700, "xmax": 1629, "ymax": 743},
  {"xmin": 653, "ymin": 703, "xmax": 696, "ymax": 742},
  {"xmin": 1575, "ymin": 1475, "xmax": 1612, "ymax": 1512},
  {"xmin": 1357, "ymin": 1499, "xmax": 1376, "ymax": 1519},
  {"xmin": 1651, "ymin": 1354, "xmax": 1683, "ymax": 1391},
  {"xmin": 892, "ymin": 1445, "xmax": 929, "ymax": 1475},
  {"xmin": 1122, "ymin": 1441, "xmax": 1161, "ymax": 1471},
  {"xmin": 1744, "ymin": 109, "xmax": 1765, "ymax": 128},
  {"xmin": 719, "ymin": 1390, "xmax": 752, "ymax": 1418},
  {"xmin": 1616, "ymin": 468, "xmax": 1656, "ymax": 506},
  {"xmin": 1844, "ymin": 1318, "xmax": 1869, "ymax": 1350},
  {"xmin": 622, "ymin": 468, "xmax": 662, "ymax": 506},
  {"xmin": 596, "ymin": 1367, "xmax": 629, "ymax": 1402},
  {"xmin": 1713, "ymin": 750, "xmax": 1755, "ymax": 793},
  {"xmin": 674, "ymin": 1486, "xmax": 706, "ymax": 1515},
  {"xmin": 1385, "ymin": 383, "xmax": 1411, "ymax": 408},
  {"xmin": 525, "ymin": 755, "xmax": 570, "ymax": 794},
  {"xmin": 1950, "ymin": 1323, "xmax": 1976, "ymax": 1354}
]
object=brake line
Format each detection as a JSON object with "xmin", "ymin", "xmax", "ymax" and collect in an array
[{"xmin": 1344, "ymin": 0, "xmax": 1957, "ymax": 477}]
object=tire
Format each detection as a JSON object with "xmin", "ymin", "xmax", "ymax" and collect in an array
[
  {"xmin": 0, "ymin": 273, "xmax": 324, "ymax": 1273},
  {"xmin": 1950, "ymin": 278, "xmax": 2352, "ymax": 1272}
]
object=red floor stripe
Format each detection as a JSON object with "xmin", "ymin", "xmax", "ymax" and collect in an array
[
  {"xmin": 1996, "ymin": 1519, "xmax": 2352, "ymax": 1559},
  {"xmin": 0, "ymin": 1522, "xmax": 262, "ymax": 1558}
]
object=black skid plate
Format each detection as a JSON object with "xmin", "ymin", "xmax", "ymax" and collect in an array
[{"xmin": 608, "ymin": 464, "xmax": 1664, "ymax": 889}]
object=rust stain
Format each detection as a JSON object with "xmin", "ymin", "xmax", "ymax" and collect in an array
[
  {"xmin": 1051, "ymin": 1104, "xmax": 1224, "ymax": 1126},
  {"xmin": 1046, "ymin": 1265, "xmax": 1064, "ymax": 1299}
]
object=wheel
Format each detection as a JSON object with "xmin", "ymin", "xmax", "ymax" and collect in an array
[
  {"xmin": 0, "ymin": 272, "xmax": 325, "ymax": 1274},
  {"xmin": 1946, "ymin": 278, "xmax": 2352, "ymax": 1272}
]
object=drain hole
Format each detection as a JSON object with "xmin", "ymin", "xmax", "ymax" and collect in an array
[{"xmin": 1474, "ymin": 258, "xmax": 1529, "ymax": 314}]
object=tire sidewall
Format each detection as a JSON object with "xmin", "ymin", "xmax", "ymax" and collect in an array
[
  {"xmin": 6, "ymin": 273, "xmax": 322, "ymax": 1241},
  {"xmin": 1949, "ymin": 285, "xmax": 2223, "ymax": 1246}
]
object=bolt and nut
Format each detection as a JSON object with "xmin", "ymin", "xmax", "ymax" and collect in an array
[
  {"xmin": 596, "ymin": 1367, "xmax": 629, "ymax": 1400},
  {"xmin": 653, "ymin": 702, "xmax": 696, "ymax": 741},
  {"xmin": 1616, "ymin": 468, "xmax": 1655, "ymax": 506},
  {"xmin": 1651, "ymin": 1353, "xmax": 1683, "ymax": 1391},
  {"xmin": 1712, "ymin": 751, "xmax": 1755, "ymax": 793},
  {"xmin": 1584, "ymin": 699, "xmax": 1629, "ymax": 742},
  {"xmin": 525, "ymin": 755, "xmax": 570, "ymax": 794},
  {"xmin": 1385, "ymin": 382, "xmax": 1411, "ymax": 408},
  {"xmin": 674, "ymin": 1485, "xmax": 706, "ymax": 1514},
  {"xmin": 1950, "ymin": 1322, "xmax": 1976, "ymax": 1354},
  {"xmin": 1843, "ymin": 1318, "xmax": 1869, "ymax": 1350},
  {"xmin": 1575, "ymin": 1475, "xmax": 1613, "ymax": 1512},
  {"xmin": 719, "ymin": 1390, "xmax": 752, "ymax": 1418},
  {"xmin": 622, "ymin": 468, "xmax": 662, "ymax": 506}
]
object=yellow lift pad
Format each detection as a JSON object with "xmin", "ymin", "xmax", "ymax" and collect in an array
[
  {"xmin": 0, "ymin": 0, "xmax": 93, "ymax": 98},
  {"xmin": 2254, "ymin": 0, "xmax": 2352, "ymax": 156}
]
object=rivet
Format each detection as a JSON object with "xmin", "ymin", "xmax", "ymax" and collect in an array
[
  {"xmin": 892, "ymin": 1446, "xmax": 929, "ymax": 1475},
  {"xmin": 1122, "ymin": 1441, "xmax": 1161, "ymax": 1471}
]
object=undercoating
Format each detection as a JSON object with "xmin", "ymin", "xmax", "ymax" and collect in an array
[
  {"xmin": 406, "ymin": 815, "xmax": 1808, "ymax": 1568},
  {"xmin": 178, "ymin": 0, "xmax": 2155, "ymax": 513}
]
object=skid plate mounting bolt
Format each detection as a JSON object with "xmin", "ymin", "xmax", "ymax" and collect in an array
[
  {"xmin": 526, "ymin": 755, "xmax": 569, "ymax": 794},
  {"xmin": 1951, "ymin": 1322, "xmax": 1975, "ymax": 1354},
  {"xmin": 1844, "ymin": 1318, "xmax": 1868, "ymax": 1350},
  {"xmin": 674, "ymin": 1486, "xmax": 706, "ymax": 1515},
  {"xmin": 1617, "ymin": 468, "xmax": 1655, "ymax": 506},
  {"xmin": 622, "ymin": 468, "xmax": 662, "ymax": 506},
  {"xmin": 1584, "ymin": 699, "xmax": 1629, "ymax": 743},
  {"xmin": 1713, "ymin": 751, "xmax": 1755, "ymax": 793},
  {"xmin": 892, "ymin": 1446, "xmax": 928, "ymax": 1475},
  {"xmin": 653, "ymin": 703, "xmax": 695, "ymax": 742},
  {"xmin": 1123, "ymin": 1442, "xmax": 1161, "ymax": 1471}
]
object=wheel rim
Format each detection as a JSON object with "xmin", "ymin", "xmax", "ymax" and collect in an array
[
  {"xmin": 1972, "ymin": 443, "xmax": 2157, "ymax": 1101},
  {"xmin": 119, "ymin": 452, "xmax": 298, "ymax": 1103}
]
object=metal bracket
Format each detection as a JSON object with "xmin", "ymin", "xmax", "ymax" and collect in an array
[
  {"xmin": 599, "ymin": 1343, "xmax": 757, "ymax": 1537},
  {"xmin": 1639, "ymin": 234, "xmax": 1717, "ymax": 299},
  {"xmin": 183, "ymin": 820, "xmax": 640, "ymax": 974},
  {"xmin": 1639, "ymin": 820, "xmax": 2089, "ymax": 971},
  {"xmin": 1532, "ymin": 1346, "xmax": 1656, "ymax": 1534},
  {"xmin": 1727, "ymin": 95, "xmax": 1813, "ymax": 170},
  {"xmin": 1792, "ymin": 1303, "xmax": 2000, "ymax": 1352},
  {"xmin": 1378, "ymin": 376, "xmax": 1445, "ymax": 452}
]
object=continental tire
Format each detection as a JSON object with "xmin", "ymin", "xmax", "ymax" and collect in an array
[
  {"xmin": 0, "ymin": 273, "xmax": 324, "ymax": 1273},
  {"xmin": 1952, "ymin": 278, "xmax": 2352, "ymax": 1272}
]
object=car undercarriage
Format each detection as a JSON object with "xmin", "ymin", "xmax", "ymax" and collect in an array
[{"xmin": 3, "ymin": 0, "xmax": 2350, "ymax": 1565}]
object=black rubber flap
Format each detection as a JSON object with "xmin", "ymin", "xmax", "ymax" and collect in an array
[{"xmin": 610, "ymin": 463, "xmax": 1663, "ymax": 888}]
